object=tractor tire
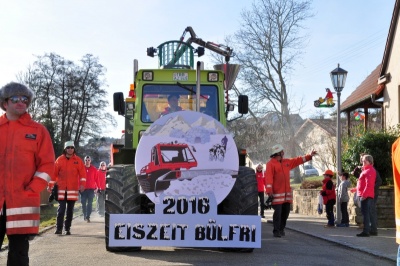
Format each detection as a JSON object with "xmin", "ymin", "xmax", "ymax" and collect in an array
[
  {"xmin": 105, "ymin": 164, "xmax": 142, "ymax": 252},
  {"xmin": 218, "ymin": 166, "xmax": 258, "ymax": 253}
]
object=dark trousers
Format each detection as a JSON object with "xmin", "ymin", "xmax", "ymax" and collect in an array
[
  {"xmin": 0, "ymin": 203, "xmax": 30, "ymax": 266},
  {"xmin": 272, "ymin": 202, "xmax": 290, "ymax": 233},
  {"xmin": 81, "ymin": 189, "xmax": 95, "ymax": 219},
  {"xmin": 326, "ymin": 199, "xmax": 335, "ymax": 226},
  {"xmin": 361, "ymin": 197, "xmax": 373, "ymax": 234},
  {"xmin": 258, "ymin": 192, "xmax": 265, "ymax": 215},
  {"xmin": 340, "ymin": 201, "xmax": 349, "ymax": 224},
  {"xmin": 370, "ymin": 196, "xmax": 378, "ymax": 233},
  {"xmin": 57, "ymin": 199, "xmax": 76, "ymax": 231}
]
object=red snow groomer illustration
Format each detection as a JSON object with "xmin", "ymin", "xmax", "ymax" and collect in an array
[{"xmin": 138, "ymin": 142, "xmax": 197, "ymax": 194}]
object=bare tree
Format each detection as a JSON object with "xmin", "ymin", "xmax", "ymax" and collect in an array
[
  {"xmin": 17, "ymin": 53, "xmax": 117, "ymax": 154},
  {"xmin": 231, "ymin": 0, "xmax": 313, "ymax": 156}
]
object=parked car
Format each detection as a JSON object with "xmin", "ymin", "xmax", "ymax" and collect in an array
[{"xmin": 302, "ymin": 164, "xmax": 319, "ymax": 177}]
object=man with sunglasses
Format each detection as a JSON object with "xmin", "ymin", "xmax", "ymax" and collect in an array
[{"xmin": 0, "ymin": 82, "xmax": 55, "ymax": 265}]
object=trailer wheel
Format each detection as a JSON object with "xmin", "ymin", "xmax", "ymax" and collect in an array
[
  {"xmin": 105, "ymin": 164, "xmax": 142, "ymax": 252},
  {"xmin": 218, "ymin": 166, "xmax": 258, "ymax": 253}
]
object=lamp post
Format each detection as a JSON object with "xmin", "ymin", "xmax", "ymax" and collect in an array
[{"xmin": 330, "ymin": 64, "xmax": 347, "ymax": 225}]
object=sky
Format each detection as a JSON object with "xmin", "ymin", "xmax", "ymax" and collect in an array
[{"xmin": 0, "ymin": 0, "xmax": 396, "ymax": 139}]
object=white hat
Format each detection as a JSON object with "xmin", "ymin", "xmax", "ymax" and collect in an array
[
  {"xmin": 64, "ymin": 141, "xmax": 75, "ymax": 149},
  {"xmin": 270, "ymin": 144, "xmax": 284, "ymax": 156}
]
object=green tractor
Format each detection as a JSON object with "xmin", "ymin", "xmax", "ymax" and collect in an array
[{"xmin": 106, "ymin": 27, "xmax": 258, "ymax": 252}]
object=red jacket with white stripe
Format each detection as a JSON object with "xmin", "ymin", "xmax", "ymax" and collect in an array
[
  {"xmin": 53, "ymin": 154, "xmax": 86, "ymax": 201},
  {"xmin": 264, "ymin": 154, "xmax": 312, "ymax": 205},
  {"xmin": 0, "ymin": 113, "xmax": 55, "ymax": 235}
]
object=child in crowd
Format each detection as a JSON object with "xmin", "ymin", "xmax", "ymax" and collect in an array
[
  {"xmin": 336, "ymin": 172, "xmax": 350, "ymax": 227},
  {"xmin": 320, "ymin": 169, "xmax": 336, "ymax": 227}
]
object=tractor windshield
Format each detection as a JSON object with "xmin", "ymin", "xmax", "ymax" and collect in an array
[
  {"xmin": 141, "ymin": 84, "xmax": 218, "ymax": 122},
  {"xmin": 159, "ymin": 146, "xmax": 196, "ymax": 163}
]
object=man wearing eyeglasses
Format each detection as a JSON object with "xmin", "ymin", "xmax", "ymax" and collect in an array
[
  {"xmin": 81, "ymin": 156, "xmax": 97, "ymax": 223},
  {"xmin": 0, "ymin": 82, "xmax": 55, "ymax": 265}
]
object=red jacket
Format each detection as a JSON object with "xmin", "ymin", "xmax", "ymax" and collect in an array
[
  {"xmin": 321, "ymin": 178, "xmax": 336, "ymax": 204},
  {"xmin": 53, "ymin": 154, "xmax": 86, "ymax": 201},
  {"xmin": 0, "ymin": 113, "xmax": 55, "ymax": 235},
  {"xmin": 85, "ymin": 165, "xmax": 98, "ymax": 190},
  {"xmin": 256, "ymin": 170, "xmax": 264, "ymax": 192},
  {"xmin": 264, "ymin": 154, "xmax": 312, "ymax": 204},
  {"xmin": 357, "ymin": 164, "xmax": 376, "ymax": 199},
  {"xmin": 95, "ymin": 169, "xmax": 106, "ymax": 190}
]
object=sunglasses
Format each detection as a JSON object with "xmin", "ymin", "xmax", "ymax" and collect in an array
[
  {"xmin": 8, "ymin": 95, "xmax": 29, "ymax": 104},
  {"xmin": 66, "ymin": 146, "xmax": 74, "ymax": 149},
  {"xmin": 85, "ymin": 159, "xmax": 91, "ymax": 161},
  {"xmin": 100, "ymin": 164, "xmax": 106, "ymax": 166}
]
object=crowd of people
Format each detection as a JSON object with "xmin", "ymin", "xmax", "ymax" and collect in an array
[
  {"xmin": 257, "ymin": 144, "xmax": 383, "ymax": 239},
  {"xmin": 1, "ymin": 81, "xmax": 399, "ymax": 264}
]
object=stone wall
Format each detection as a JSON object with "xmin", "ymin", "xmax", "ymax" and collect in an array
[{"xmin": 292, "ymin": 188, "xmax": 395, "ymax": 228}]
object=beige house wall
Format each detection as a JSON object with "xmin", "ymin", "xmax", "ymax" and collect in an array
[
  {"xmin": 384, "ymin": 10, "xmax": 400, "ymax": 128},
  {"xmin": 296, "ymin": 123, "xmax": 336, "ymax": 175}
]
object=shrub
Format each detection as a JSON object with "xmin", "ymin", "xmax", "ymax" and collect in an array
[{"xmin": 342, "ymin": 125, "xmax": 400, "ymax": 185}]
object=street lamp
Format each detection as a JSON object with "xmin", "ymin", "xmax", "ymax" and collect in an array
[{"xmin": 330, "ymin": 64, "xmax": 347, "ymax": 225}]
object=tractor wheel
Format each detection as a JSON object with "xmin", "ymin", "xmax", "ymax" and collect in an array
[
  {"xmin": 105, "ymin": 164, "xmax": 142, "ymax": 252},
  {"xmin": 218, "ymin": 166, "xmax": 258, "ymax": 253}
]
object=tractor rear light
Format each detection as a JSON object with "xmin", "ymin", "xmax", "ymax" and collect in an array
[
  {"xmin": 176, "ymin": 171, "xmax": 181, "ymax": 178},
  {"xmin": 239, "ymin": 148, "xmax": 247, "ymax": 155},
  {"xmin": 143, "ymin": 71, "xmax": 153, "ymax": 81},
  {"xmin": 208, "ymin": 72, "xmax": 218, "ymax": 82}
]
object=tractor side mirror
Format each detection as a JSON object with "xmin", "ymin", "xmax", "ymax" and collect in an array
[
  {"xmin": 238, "ymin": 95, "xmax": 248, "ymax": 114},
  {"xmin": 113, "ymin": 92, "xmax": 125, "ymax": 115}
]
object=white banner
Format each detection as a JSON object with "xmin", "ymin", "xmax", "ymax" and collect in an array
[{"xmin": 109, "ymin": 192, "xmax": 261, "ymax": 248}]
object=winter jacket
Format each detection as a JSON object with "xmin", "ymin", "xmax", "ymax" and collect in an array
[
  {"xmin": 84, "ymin": 165, "xmax": 98, "ymax": 190},
  {"xmin": 337, "ymin": 179, "xmax": 350, "ymax": 203},
  {"xmin": 0, "ymin": 113, "xmax": 55, "ymax": 235},
  {"xmin": 95, "ymin": 169, "xmax": 106, "ymax": 190},
  {"xmin": 53, "ymin": 154, "xmax": 86, "ymax": 201},
  {"xmin": 321, "ymin": 177, "xmax": 336, "ymax": 204},
  {"xmin": 356, "ymin": 164, "xmax": 376, "ymax": 199},
  {"xmin": 391, "ymin": 137, "xmax": 400, "ymax": 244},
  {"xmin": 256, "ymin": 170, "xmax": 265, "ymax": 192},
  {"xmin": 264, "ymin": 154, "xmax": 312, "ymax": 205}
]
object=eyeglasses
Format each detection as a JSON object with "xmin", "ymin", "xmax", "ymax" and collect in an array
[
  {"xmin": 100, "ymin": 164, "xmax": 106, "ymax": 166},
  {"xmin": 8, "ymin": 95, "xmax": 29, "ymax": 104},
  {"xmin": 65, "ymin": 146, "xmax": 74, "ymax": 149}
]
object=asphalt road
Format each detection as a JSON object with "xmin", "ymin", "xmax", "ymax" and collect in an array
[{"xmin": 0, "ymin": 213, "xmax": 395, "ymax": 266}]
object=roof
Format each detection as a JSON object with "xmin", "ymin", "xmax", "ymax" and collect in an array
[
  {"xmin": 341, "ymin": 64, "xmax": 383, "ymax": 112},
  {"xmin": 380, "ymin": 0, "xmax": 400, "ymax": 76},
  {"xmin": 295, "ymin": 118, "xmax": 337, "ymax": 138}
]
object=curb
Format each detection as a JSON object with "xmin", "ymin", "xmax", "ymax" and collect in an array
[{"xmin": 265, "ymin": 219, "xmax": 396, "ymax": 263}]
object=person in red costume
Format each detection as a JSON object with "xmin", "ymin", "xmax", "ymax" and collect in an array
[{"xmin": 325, "ymin": 88, "xmax": 335, "ymax": 106}]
